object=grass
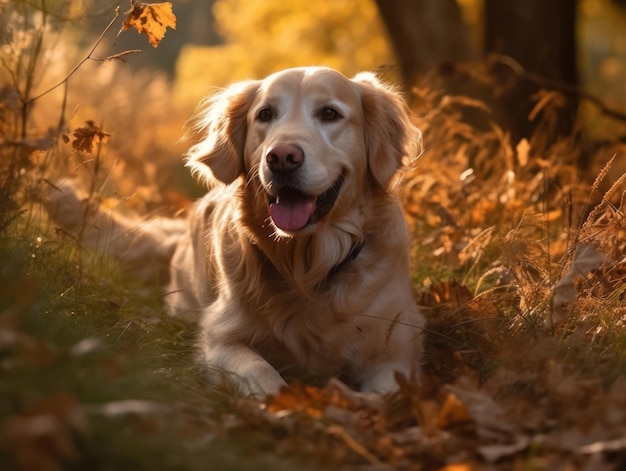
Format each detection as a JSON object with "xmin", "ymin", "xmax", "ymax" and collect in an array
[
  {"xmin": 2, "ymin": 2, "xmax": 626, "ymax": 469},
  {"xmin": 0, "ymin": 219, "xmax": 319, "ymax": 470},
  {"xmin": 3, "ymin": 125, "xmax": 624, "ymax": 470}
]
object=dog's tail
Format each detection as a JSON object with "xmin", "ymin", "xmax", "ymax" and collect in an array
[{"xmin": 43, "ymin": 181, "xmax": 186, "ymax": 286}]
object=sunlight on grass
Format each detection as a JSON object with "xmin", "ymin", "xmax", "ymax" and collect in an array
[{"xmin": 1, "ymin": 1, "xmax": 626, "ymax": 470}]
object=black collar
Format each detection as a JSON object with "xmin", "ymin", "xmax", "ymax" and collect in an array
[
  {"xmin": 327, "ymin": 240, "xmax": 365, "ymax": 278},
  {"xmin": 254, "ymin": 238, "xmax": 365, "ymax": 285}
]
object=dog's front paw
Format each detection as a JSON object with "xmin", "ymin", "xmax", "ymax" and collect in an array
[{"xmin": 360, "ymin": 362, "xmax": 413, "ymax": 395}]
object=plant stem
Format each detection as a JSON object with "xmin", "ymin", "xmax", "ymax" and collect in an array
[{"xmin": 26, "ymin": 6, "xmax": 122, "ymax": 105}]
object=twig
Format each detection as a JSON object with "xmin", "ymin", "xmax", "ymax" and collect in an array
[
  {"xmin": 26, "ymin": 6, "xmax": 122, "ymax": 105},
  {"xmin": 489, "ymin": 53, "xmax": 626, "ymax": 124},
  {"xmin": 97, "ymin": 50, "xmax": 143, "ymax": 63},
  {"xmin": 327, "ymin": 425, "xmax": 382, "ymax": 465}
]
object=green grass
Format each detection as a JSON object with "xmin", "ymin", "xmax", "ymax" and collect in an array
[{"xmin": 0, "ymin": 218, "xmax": 320, "ymax": 470}]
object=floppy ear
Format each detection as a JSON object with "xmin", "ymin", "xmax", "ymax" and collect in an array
[
  {"xmin": 353, "ymin": 72, "xmax": 422, "ymax": 188},
  {"xmin": 184, "ymin": 80, "xmax": 260, "ymax": 186}
]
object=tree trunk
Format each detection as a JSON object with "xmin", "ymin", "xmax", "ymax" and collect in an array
[
  {"xmin": 484, "ymin": 0, "xmax": 578, "ymax": 86},
  {"xmin": 484, "ymin": 0, "xmax": 579, "ymax": 139},
  {"xmin": 373, "ymin": 0, "xmax": 477, "ymax": 87}
]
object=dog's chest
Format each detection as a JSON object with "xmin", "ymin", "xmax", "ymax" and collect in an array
[{"xmin": 255, "ymin": 291, "xmax": 358, "ymax": 370}]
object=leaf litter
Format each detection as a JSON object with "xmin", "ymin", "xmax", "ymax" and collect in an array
[{"xmin": 2, "ymin": 28, "xmax": 626, "ymax": 471}]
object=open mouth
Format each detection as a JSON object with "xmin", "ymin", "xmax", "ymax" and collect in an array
[{"xmin": 268, "ymin": 175, "xmax": 344, "ymax": 232}]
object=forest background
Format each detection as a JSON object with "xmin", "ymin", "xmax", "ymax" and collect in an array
[{"xmin": 1, "ymin": 0, "xmax": 626, "ymax": 470}]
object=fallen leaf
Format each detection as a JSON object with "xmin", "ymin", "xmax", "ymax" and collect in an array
[
  {"xmin": 479, "ymin": 436, "xmax": 530, "ymax": 463},
  {"xmin": 267, "ymin": 383, "xmax": 325, "ymax": 418},
  {"xmin": 421, "ymin": 280, "xmax": 473, "ymax": 306},
  {"xmin": 438, "ymin": 464, "xmax": 475, "ymax": 471},
  {"xmin": 445, "ymin": 385, "xmax": 516, "ymax": 440},
  {"xmin": 436, "ymin": 392, "xmax": 471, "ymax": 428},
  {"xmin": 548, "ymin": 243, "xmax": 609, "ymax": 328},
  {"xmin": 85, "ymin": 399, "xmax": 164, "ymax": 417},
  {"xmin": 120, "ymin": 2, "xmax": 176, "ymax": 48},
  {"xmin": 2, "ymin": 393, "xmax": 88, "ymax": 471},
  {"xmin": 578, "ymin": 436, "xmax": 626, "ymax": 455},
  {"xmin": 328, "ymin": 425, "xmax": 382, "ymax": 466}
]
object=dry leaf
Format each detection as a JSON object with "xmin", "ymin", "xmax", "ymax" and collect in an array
[
  {"xmin": 267, "ymin": 383, "xmax": 324, "ymax": 418},
  {"xmin": 71, "ymin": 121, "xmax": 110, "ymax": 154},
  {"xmin": 528, "ymin": 89, "xmax": 566, "ymax": 122},
  {"xmin": 578, "ymin": 437, "xmax": 626, "ymax": 455},
  {"xmin": 446, "ymin": 385, "xmax": 516, "ymax": 440},
  {"xmin": 120, "ymin": 2, "xmax": 176, "ymax": 48},
  {"xmin": 436, "ymin": 392, "xmax": 471, "ymax": 428},
  {"xmin": 479, "ymin": 437, "xmax": 530, "ymax": 463},
  {"xmin": 515, "ymin": 138, "xmax": 530, "ymax": 167},
  {"xmin": 2, "ymin": 393, "xmax": 88, "ymax": 471},
  {"xmin": 86, "ymin": 400, "xmax": 164, "ymax": 417},
  {"xmin": 419, "ymin": 279, "xmax": 473, "ymax": 307},
  {"xmin": 438, "ymin": 464, "xmax": 476, "ymax": 471},
  {"xmin": 548, "ymin": 244, "xmax": 609, "ymax": 328}
]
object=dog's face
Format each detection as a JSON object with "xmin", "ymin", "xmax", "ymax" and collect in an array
[
  {"xmin": 245, "ymin": 68, "xmax": 365, "ymax": 234},
  {"xmin": 185, "ymin": 67, "xmax": 421, "ymax": 237}
]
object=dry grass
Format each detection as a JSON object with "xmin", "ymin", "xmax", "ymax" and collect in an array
[{"xmin": 2, "ymin": 3, "xmax": 626, "ymax": 470}]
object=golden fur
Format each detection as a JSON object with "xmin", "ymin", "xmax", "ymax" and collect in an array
[{"xmin": 46, "ymin": 67, "xmax": 425, "ymax": 396}]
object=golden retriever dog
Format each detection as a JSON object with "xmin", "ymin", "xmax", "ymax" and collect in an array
[{"xmin": 46, "ymin": 67, "xmax": 425, "ymax": 396}]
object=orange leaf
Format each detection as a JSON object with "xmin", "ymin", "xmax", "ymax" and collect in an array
[
  {"xmin": 120, "ymin": 2, "xmax": 176, "ymax": 48},
  {"xmin": 436, "ymin": 392, "xmax": 471, "ymax": 428},
  {"xmin": 267, "ymin": 383, "xmax": 326, "ymax": 417},
  {"xmin": 424, "ymin": 280, "xmax": 473, "ymax": 306},
  {"xmin": 438, "ymin": 465, "xmax": 475, "ymax": 471}
]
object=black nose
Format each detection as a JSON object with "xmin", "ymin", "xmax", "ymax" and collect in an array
[{"xmin": 266, "ymin": 143, "xmax": 304, "ymax": 174}]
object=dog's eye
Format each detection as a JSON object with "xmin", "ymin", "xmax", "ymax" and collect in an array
[
  {"xmin": 319, "ymin": 107, "xmax": 341, "ymax": 121},
  {"xmin": 256, "ymin": 108, "xmax": 274, "ymax": 122}
]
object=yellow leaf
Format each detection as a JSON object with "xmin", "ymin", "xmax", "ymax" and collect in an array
[{"xmin": 121, "ymin": 2, "xmax": 176, "ymax": 48}]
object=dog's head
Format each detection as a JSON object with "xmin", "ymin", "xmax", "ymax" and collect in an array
[{"xmin": 186, "ymin": 67, "xmax": 421, "ymax": 237}]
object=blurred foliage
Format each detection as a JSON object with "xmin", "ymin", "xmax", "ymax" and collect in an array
[
  {"xmin": 1, "ymin": 1, "xmax": 626, "ymax": 469},
  {"xmin": 579, "ymin": 0, "xmax": 626, "ymax": 138},
  {"xmin": 174, "ymin": 0, "xmax": 395, "ymax": 106},
  {"xmin": 172, "ymin": 0, "xmax": 626, "ymax": 120}
]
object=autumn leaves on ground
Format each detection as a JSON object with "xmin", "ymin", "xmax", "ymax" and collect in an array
[{"xmin": 2, "ymin": 2, "xmax": 626, "ymax": 471}]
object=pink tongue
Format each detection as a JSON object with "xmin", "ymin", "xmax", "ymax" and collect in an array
[{"xmin": 270, "ymin": 192, "xmax": 316, "ymax": 231}]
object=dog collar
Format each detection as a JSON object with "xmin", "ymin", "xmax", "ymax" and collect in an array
[{"xmin": 328, "ymin": 240, "xmax": 365, "ymax": 278}]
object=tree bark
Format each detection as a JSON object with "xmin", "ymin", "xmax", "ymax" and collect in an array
[
  {"xmin": 374, "ymin": 0, "xmax": 581, "ymax": 160},
  {"xmin": 484, "ymin": 0, "xmax": 578, "ymax": 86},
  {"xmin": 484, "ymin": 0, "xmax": 579, "ymax": 139},
  {"xmin": 373, "ymin": 0, "xmax": 477, "ymax": 87}
]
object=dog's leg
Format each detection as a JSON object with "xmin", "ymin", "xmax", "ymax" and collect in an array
[
  {"xmin": 201, "ymin": 342, "xmax": 287, "ymax": 396},
  {"xmin": 360, "ymin": 361, "xmax": 412, "ymax": 394}
]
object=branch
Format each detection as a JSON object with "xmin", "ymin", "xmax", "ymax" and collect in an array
[
  {"xmin": 97, "ymin": 50, "xmax": 143, "ymax": 63},
  {"xmin": 26, "ymin": 7, "xmax": 122, "ymax": 104},
  {"xmin": 488, "ymin": 53, "xmax": 626, "ymax": 124}
]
